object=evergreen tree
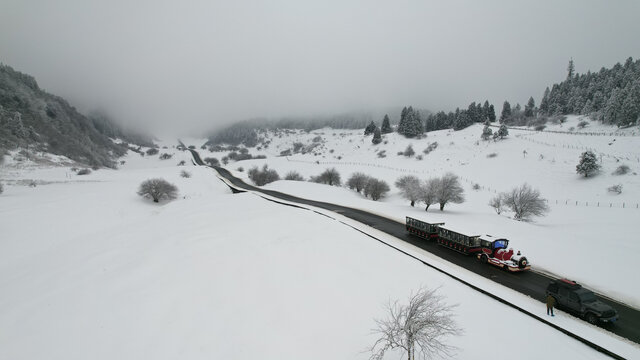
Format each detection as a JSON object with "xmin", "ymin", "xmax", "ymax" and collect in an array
[
  {"xmin": 539, "ymin": 87, "xmax": 551, "ymax": 114},
  {"xmin": 364, "ymin": 121, "xmax": 376, "ymax": 136},
  {"xmin": 567, "ymin": 58, "xmax": 575, "ymax": 79},
  {"xmin": 482, "ymin": 100, "xmax": 490, "ymax": 121},
  {"xmin": 397, "ymin": 106, "xmax": 409, "ymax": 135},
  {"xmin": 488, "ymin": 104, "xmax": 496, "ymax": 122},
  {"xmin": 524, "ymin": 97, "xmax": 536, "ymax": 117},
  {"xmin": 500, "ymin": 101, "xmax": 512, "ymax": 123},
  {"xmin": 372, "ymin": 127, "xmax": 382, "ymax": 144},
  {"xmin": 498, "ymin": 124, "xmax": 509, "ymax": 139},
  {"xmin": 481, "ymin": 125, "xmax": 493, "ymax": 140},
  {"xmin": 381, "ymin": 114, "xmax": 392, "ymax": 134},
  {"xmin": 576, "ymin": 150, "xmax": 600, "ymax": 177}
]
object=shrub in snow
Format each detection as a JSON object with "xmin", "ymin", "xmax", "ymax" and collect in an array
[
  {"xmin": 0, "ymin": 182, "xmax": 3, "ymax": 194},
  {"xmin": 577, "ymin": 120, "xmax": 588, "ymax": 129},
  {"xmin": 363, "ymin": 177, "xmax": 390, "ymax": 201},
  {"xmin": 204, "ymin": 157, "xmax": 220, "ymax": 167},
  {"xmin": 310, "ymin": 168, "xmax": 341, "ymax": 186},
  {"xmin": 472, "ymin": 183, "xmax": 480, "ymax": 190},
  {"xmin": 77, "ymin": 168, "xmax": 91, "ymax": 175},
  {"xmin": 486, "ymin": 153, "xmax": 498, "ymax": 158},
  {"xmin": 372, "ymin": 128, "xmax": 382, "ymax": 144},
  {"xmin": 423, "ymin": 142, "xmax": 438, "ymax": 154},
  {"xmin": 612, "ymin": 165, "xmax": 630, "ymax": 175},
  {"xmin": 137, "ymin": 178, "xmax": 178, "ymax": 203},
  {"xmin": 377, "ymin": 150, "xmax": 387, "ymax": 158},
  {"xmin": 221, "ymin": 156, "xmax": 229, "ymax": 165},
  {"xmin": 29, "ymin": 181, "xmax": 37, "ymax": 188},
  {"xmin": 177, "ymin": 160, "xmax": 186, "ymax": 166},
  {"xmin": 403, "ymin": 145, "xmax": 415, "ymax": 157},
  {"xmin": 576, "ymin": 151, "xmax": 600, "ymax": 177},
  {"xmin": 284, "ymin": 171, "xmax": 305, "ymax": 181},
  {"xmin": 159, "ymin": 153, "xmax": 172, "ymax": 160},
  {"xmin": 395, "ymin": 175, "xmax": 421, "ymax": 207},
  {"xmin": 498, "ymin": 124, "xmax": 509, "ymax": 139},
  {"xmin": 607, "ymin": 184, "xmax": 622, "ymax": 194},
  {"xmin": 237, "ymin": 167, "xmax": 244, "ymax": 172},
  {"xmin": 489, "ymin": 194, "xmax": 504, "ymax": 214},
  {"xmin": 180, "ymin": 170, "xmax": 191, "ymax": 178},
  {"xmin": 534, "ymin": 124, "xmax": 546, "ymax": 131},
  {"xmin": 416, "ymin": 155, "xmax": 423, "ymax": 161},
  {"xmin": 369, "ymin": 287, "xmax": 462, "ymax": 360},
  {"xmin": 481, "ymin": 125, "xmax": 493, "ymax": 140},
  {"xmin": 501, "ymin": 183, "xmax": 549, "ymax": 220},
  {"xmin": 146, "ymin": 148, "xmax": 159, "ymax": 156},
  {"xmin": 348, "ymin": 172, "xmax": 370, "ymax": 193},
  {"xmin": 248, "ymin": 165, "xmax": 280, "ymax": 186},
  {"xmin": 568, "ymin": 126, "xmax": 575, "ymax": 132}
]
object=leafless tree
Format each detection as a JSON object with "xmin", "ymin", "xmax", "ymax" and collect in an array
[
  {"xmin": 248, "ymin": 164, "xmax": 280, "ymax": 186},
  {"xmin": 284, "ymin": 171, "xmax": 305, "ymax": 181},
  {"xmin": 348, "ymin": 172, "xmax": 371, "ymax": 193},
  {"xmin": 435, "ymin": 173, "xmax": 465, "ymax": 211},
  {"xmin": 502, "ymin": 183, "xmax": 549, "ymax": 220},
  {"xmin": 369, "ymin": 287, "xmax": 462, "ymax": 360},
  {"xmin": 364, "ymin": 178, "xmax": 390, "ymax": 201},
  {"xmin": 395, "ymin": 175, "xmax": 421, "ymax": 206},
  {"xmin": 489, "ymin": 194, "xmax": 504, "ymax": 214},
  {"xmin": 137, "ymin": 178, "xmax": 178, "ymax": 203},
  {"xmin": 419, "ymin": 178, "xmax": 439, "ymax": 211}
]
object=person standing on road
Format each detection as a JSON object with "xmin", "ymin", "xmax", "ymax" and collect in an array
[{"xmin": 546, "ymin": 294, "xmax": 555, "ymax": 316}]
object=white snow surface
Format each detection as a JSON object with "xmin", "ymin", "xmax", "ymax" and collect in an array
[{"xmin": 0, "ymin": 120, "xmax": 639, "ymax": 359}]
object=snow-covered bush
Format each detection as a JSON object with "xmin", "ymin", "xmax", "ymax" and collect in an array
[
  {"xmin": 159, "ymin": 153, "xmax": 172, "ymax": 160},
  {"xmin": 363, "ymin": 177, "xmax": 390, "ymax": 201},
  {"xmin": 204, "ymin": 157, "xmax": 220, "ymax": 167},
  {"xmin": 180, "ymin": 170, "xmax": 191, "ymax": 178},
  {"xmin": 77, "ymin": 168, "xmax": 91, "ymax": 175},
  {"xmin": 310, "ymin": 168, "xmax": 341, "ymax": 186},
  {"xmin": 607, "ymin": 184, "xmax": 622, "ymax": 194},
  {"xmin": 423, "ymin": 142, "xmax": 438, "ymax": 154},
  {"xmin": 146, "ymin": 148, "xmax": 159, "ymax": 156},
  {"xmin": 284, "ymin": 171, "xmax": 304, "ymax": 181},
  {"xmin": 403, "ymin": 145, "xmax": 415, "ymax": 157},
  {"xmin": 434, "ymin": 173, "xmax": 465, "ymax": 211},
  {"xmin": 577, "ymin": 120, "xmax": 588, "ymax": 129},
  {"xmin": 489, "ymin": 194, "xmax": 504, "ymax": 214},
  {"xmin": 0, "ymin": 182, "xmax": 3, "ymax": 194},
  {"xmin": 395, "ymin": 175, "xmax": 421, "ymax": 206},
  {"xmin": 248, "ymin": 165, "xmax": 280, "ymax": 186},
  {"xmin": 612, "ymin": 165, "xmax": 630, "ymax": 175},
  {"xmin": 486, "ymin": 153, "xmax": 498, "ymax": 158},
  {"xmin": 137, "ymin": 178, "xmax": 178, "ymax": 203},
  {"xmin": 348, "ymin": 172, "xmax": 370, "ymax": 193}
]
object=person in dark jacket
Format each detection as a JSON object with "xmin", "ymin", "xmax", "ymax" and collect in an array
[{"xmin": 546, "ymin": 294, "xmax": 555, "ymax": 316}]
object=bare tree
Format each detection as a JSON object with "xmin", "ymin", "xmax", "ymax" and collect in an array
[
  {"xmin": 364, "ymin": 178, "xmax": 390, "ymax": 201},
  {"xmin": 180, "ymin": 170, "xmax": 191, "ymax": 178},
  {"xmin": 435, "ymin": 173, "xmax": 464, "ymax": 211},
  {"xmin": 419, "ymin": 178, "xmax": 439, "ymax": 211},
  {"xmin": 502, "ymin": 183, "xmax": 549, "ymax": 220},
  {"xmin": 395, "ymin": 175, "xmax": 421, "ymax": 206},
  {"xmin": 284, "ymin": 171, "xmax": 305, "ymax": 181},
  {"xmin": 369, "ymin": 287, "xmax": 462, "ymax": 360},
  {"xmin": 137, "ymin": 178, "xmax": 178, "ymax": 203},
  {"xmin": 348, "ymin": 172, "xmax": 370, "ymax": 193},
  {"xmin": 203, "ymin": 157, "xmax": 220, "ymax": 167},
  {"xmin": 489, "ymin": 194, "xmax": 504, "ymax": 214}
]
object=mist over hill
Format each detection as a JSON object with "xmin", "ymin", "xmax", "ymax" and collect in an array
[{"xmin": 0, "ymin": 64, "xmax": 152, "ymax": 167}]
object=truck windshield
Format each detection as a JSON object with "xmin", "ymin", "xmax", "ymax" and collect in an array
[{"xmin": 493, "ymin": 240, "xmax": 508, "ymax": 249}]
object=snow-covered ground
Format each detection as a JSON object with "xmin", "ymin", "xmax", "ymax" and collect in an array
[
  {"xmin": 1, "ymin": 118, "xmax": 639, "ymax": 359},
  {"xmin": 207, "ymin": 116, "xmax": 640, "ymax": 308}
]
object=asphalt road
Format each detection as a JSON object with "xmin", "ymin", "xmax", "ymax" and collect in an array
[{"xmin": 188, "ymin": 149, "xmax": 640, "ymax": 345}]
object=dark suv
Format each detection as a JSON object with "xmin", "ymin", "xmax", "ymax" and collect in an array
[{"xmin": 546, "ymin": 279, "xmax": 618, "ymax": 324}]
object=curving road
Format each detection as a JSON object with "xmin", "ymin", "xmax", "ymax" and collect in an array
[{"xmin": 187, "ymin": 148, "xmax": 640, "ymax": 346}]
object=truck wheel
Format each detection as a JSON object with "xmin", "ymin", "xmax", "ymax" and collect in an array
[
  {"xmin": 585, "ymin": 313, "xmax": 598, "ymax": 325},
  {"xmin": 480, "ymin": 254, "xmax": 488, "ymax": 264},
  {"xmin": 518, "ymin": 257, "xmax": 528, "ymax": 269}
]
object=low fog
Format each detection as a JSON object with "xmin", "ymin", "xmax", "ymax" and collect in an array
[{"xmin": 1, "ymin": 0, "xmax": 639, "ymax": 134}]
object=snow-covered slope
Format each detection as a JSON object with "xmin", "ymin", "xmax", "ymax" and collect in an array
[
  {"xmin": 198, "ymin": 116, "xmax": 640, "ymax": 307},
  {"xmin": 1, "ymin": 123, "xmax": 639, "ymax": 359}
]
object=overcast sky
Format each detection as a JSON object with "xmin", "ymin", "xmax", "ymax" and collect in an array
[{"xmin": 2, "ymin": 0, "xmax": 640, "ymax": 133}]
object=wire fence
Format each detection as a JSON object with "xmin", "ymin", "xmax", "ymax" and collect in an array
[
  {"xmin": 488, "ymin": 124, "xmax": 639, "ymax": 137},
  {"xmin": 514, "ymin": 135, "xmax": 640, "ymax": 163},
  {"xmin": 285, "ymin": 157, "xmax": 639, "ymax": 210}
]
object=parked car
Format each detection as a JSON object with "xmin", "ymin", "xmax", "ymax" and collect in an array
[{"xmin": 545, "ymin": 279, "xmax": 618, "ymax": 324}]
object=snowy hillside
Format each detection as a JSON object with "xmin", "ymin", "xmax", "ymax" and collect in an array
[
  {"xmin": 200, "ymin": 116, "xmax": 640, "ymax": 307},
  {"xmin": 1, "ymin": 119, "xmax": 639, "ymax": 359}
]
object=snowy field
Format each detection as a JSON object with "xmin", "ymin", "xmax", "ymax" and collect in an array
[
  {"xmin": 209, "ymin": 116, "xmax": 640, "ymax": 308},
  {"xmin": 1, "ymin": 118, "xmax": 639, "ymax": 359}
]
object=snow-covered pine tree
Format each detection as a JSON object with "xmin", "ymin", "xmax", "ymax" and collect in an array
[
  {"xmin": 381, "ymin": 114, "xmax": 392, "ymax": 134},
  {"xmin": 364, "ymin": 121, "xmax": 376, "ymax": 136},
  {"xmin": 576, "ymin": 150, "xmax": 601, "ymax": 177},
  {"xmin": 500, "ymin": 101, "xmax": 511, "ymax": 123},
  {"xmin": 524, "ymin": 97, "xmax": 536, "ymax": 117},
  {"xmin": 481, "ymin": 125, "xmax": 493, "ymax": 140},
  {"xmin": 498, "ymin": 124, "xmax": 508, "ymax": 139},
  {"xmin": 372, "ymin": 127, "xmax": 382, "ymax": 144}
]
